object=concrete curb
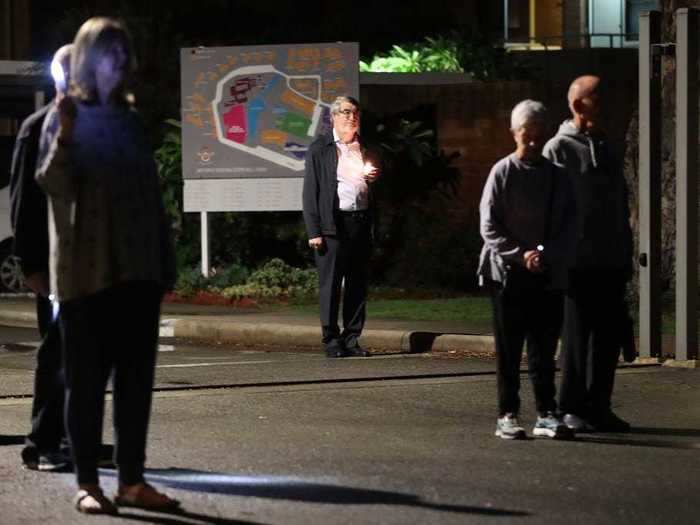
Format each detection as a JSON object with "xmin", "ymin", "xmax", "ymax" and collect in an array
[
  {"xmin": 0, "ymin": 307, "xmax": 496, "ymax": 355},
  {"xmin": 0, "ymin": 310, "xmax": 38, "ymax": 328},
  {"xmin": 1, "ymin": 309, "xmax": 676, "ymax": 364},
  {"xmin": 162, "ymin": 317, "xmax": 495, "ymax": 355}
]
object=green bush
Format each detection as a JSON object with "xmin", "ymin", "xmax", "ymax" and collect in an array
[
  {"xmin": 175, "ymin": 259, "xmax": 318, "ymax": 301},
  {"xmin": 360, "ymin": 32, "xmax": 532, "ymax": 80},
  {"xmin": 174, "ymin": 263, "xmax": 250, "ymax": 297},
  {"xmin": 220, "ymin": 283, "xmax": 285, "ymax": 301},
  {"xmin": 360, "ymin": 37, "xmax": 463, "ymax": 73},
  {"xmin": 174, "ymin": 266, "xmax": 210, "ymax": 298},
  {"xmin": 208, "ymin": 264, "xmax": 250, "ymax": 288},
  {"xmin": 247, "ymin": 258, "xmax": 317, "ymax": 290}
]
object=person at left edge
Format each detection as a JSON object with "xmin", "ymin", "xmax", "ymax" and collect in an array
[
  {"xmin": 9, "ymin": 44, "xmax": 73, "ymax": 472},
  {"xmin": 302, "ymin": 96, "xmax": 380, "ymax": 358},
  {"xmin": 36, "ymin": 17, "xmax": 178, "ymax": 515}
]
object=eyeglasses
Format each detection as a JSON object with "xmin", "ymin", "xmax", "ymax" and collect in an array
[{"xmin": 337, "ymin": 108, "xmax": 359, "ymax": 118}]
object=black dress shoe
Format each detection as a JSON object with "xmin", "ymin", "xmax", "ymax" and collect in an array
[
  {"xmin": 324, "ymin": 346, "xmax": 346, "ymax": 358},
  {"xmin": 345, "ymin": 345, "xmax": 371, "ymax": 357},
  {"xmin": 591, "ymin": 411, "xmax": 631, "ymax": 432},
  {"xmin": 21, "ymin": 446, "xmax": 38, "ymax": 470}
]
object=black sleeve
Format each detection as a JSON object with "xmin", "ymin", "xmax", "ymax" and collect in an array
[
  {"xmin": 9, "ymin": 119, "xmax": 49, "ymax": 276},
  {"xmin": 302, "ymin": 144, "xmax": 322, "ymax": 239}
]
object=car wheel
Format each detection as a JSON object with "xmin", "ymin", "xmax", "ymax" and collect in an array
[{"xmin": 0, "ymin": 243, "xmax": 25, "ymax": 293}]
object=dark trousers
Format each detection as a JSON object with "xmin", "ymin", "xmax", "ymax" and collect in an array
[
  {"xmin": 25, "ymin": 294, "xmax": 65, "ymax": 454},
  {"xmin": 559, "ymin": 268, "xmax": 627, "ymax": 417},
  {"xmin": 489, "ymin": 268, "xmax": 563, "ymax": 416},
  {"xmin": 60, "ymin": 281, "xmax": 162, "ymax": 486},
  {"xmin": 315, "ymin": 211, "xmax": 371, "ymax": 350}
]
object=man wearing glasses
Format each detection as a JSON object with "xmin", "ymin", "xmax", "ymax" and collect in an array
[{"xmin": 303, "ymin": 96, "xmax": 379, "ymax": 358}]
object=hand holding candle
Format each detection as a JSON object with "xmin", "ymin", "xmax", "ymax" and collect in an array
[{"xmin": 362, "ymin": 161, "xmax": 378, "ymax": 182}]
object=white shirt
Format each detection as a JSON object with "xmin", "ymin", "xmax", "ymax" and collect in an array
[{"xmin": 333, "ymin": 129, "xmax": 368, "ymax": 211}]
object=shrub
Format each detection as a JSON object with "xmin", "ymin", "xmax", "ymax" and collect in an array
[
  {"xmin": 174, "ymin": 266, "xmax": 210, "ymax": 298},
  {"xmin": 174, "ymin": 263, "xmax": 250, "ymax": 297},
  {"xmin": 360, "ymin": 37, "xmax": 463, "ymax": 73},
  {"xmin": 360, "ymin": 32, "xmax": 532, "ymax": 80},
  {"xmin": 208, "ymin": 263, "xmax": 249, "ymax": 288},
  {"xmin": 175, "ymin": 259, "xmax": 318, "ymax": 302}
]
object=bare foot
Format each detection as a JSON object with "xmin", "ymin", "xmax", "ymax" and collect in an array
[{"xmin": 74, "ymin": 484, "xmax": 118, "ymax": 514}]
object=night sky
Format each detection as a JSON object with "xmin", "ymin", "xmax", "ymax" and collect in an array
[
  {"xmin": 29, "ymin": 1, "xmax": 488, "ymax": 61},
  {"xmin": 27, "ymin": 1, "xmax": 495, "ymax": 133}
]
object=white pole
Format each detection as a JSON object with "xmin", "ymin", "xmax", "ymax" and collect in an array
[
  {"xmin": 200, "ymin": 211, "xmax": 210, "ymax": 277},
  {"xmin": 674, "ymin": 8, "xmax": 699, "ymax": 361}
]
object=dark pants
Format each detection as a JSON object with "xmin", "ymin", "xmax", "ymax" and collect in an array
[
  {"xmin": 24, "ymin": 294, "xmax": 65, "ymax": 455},
  {"xmin": 559, "ymin": 268, "xmax": 627, "ymax": 418},
  {"xmin": 315, "ymin": 211, "xmax": 371, "ymax": 351},
  {"xmin": 489, "ymin": 268, "xmax": 563, "ymax": 416},
  {"xmin": 60, "ymin": 281, "xmax": 162, "ymax": 486}
]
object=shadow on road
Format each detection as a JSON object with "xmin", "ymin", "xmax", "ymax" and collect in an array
[
  {"xmin": 0, "ymin": 434, "xmax": 25, "ymax": 446},
  {"xmin": 629, "ymin": 426, "xmax": 700, "ymax": 438},
  {"xmin": 576, "ymin": 426, "xmax": 700, "ymax": 449},
  {"xmin": 110, "ymin": 468, "xmax": 530, "ymax": 517},
  {"xmin": 117, "ymin": 508, "xmax": 265, "ymax": 525}
]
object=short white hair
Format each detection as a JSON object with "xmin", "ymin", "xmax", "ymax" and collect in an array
[
  {"xmin": 330, "ymin": 95, "xmax": 359, "ymax": 115},
  {"xmin": 510, "ymin": 99, "xmax": 547, "ymax": 130}
]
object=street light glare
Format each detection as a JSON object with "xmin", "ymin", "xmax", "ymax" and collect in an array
[{"xmin": 50, "ymin": 59, "xmax": 65, "ymax": 90}]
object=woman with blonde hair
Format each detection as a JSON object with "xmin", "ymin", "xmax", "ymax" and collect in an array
[{"xmin": 37, "ymin": 16, "xmax": 177, "ymax": 514}]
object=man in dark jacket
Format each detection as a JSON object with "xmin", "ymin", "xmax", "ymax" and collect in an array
[
  {"xmin": 302, "ymin": 96, "xmax": 378, "ymax": 358},
  {"xmin": 9, "ymin": 44, "xmax": 72, "ymax": 470},
  {"xmin": 543, "ymin": 75, "xmax": 633, "ymax": 432}
]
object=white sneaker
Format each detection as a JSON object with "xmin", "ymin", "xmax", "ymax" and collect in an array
[
  {"xmin": 533, "ymin": 412, "xmax": 574, "ymax": 439},
  {"xmin": 495, "ymin": 413, "xmax": 527, "ymax": 440}
]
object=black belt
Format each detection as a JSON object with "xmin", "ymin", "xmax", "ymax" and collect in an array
[{"xmin": 339, "ymin": 210, "xmax": 370, "ymax": 220}]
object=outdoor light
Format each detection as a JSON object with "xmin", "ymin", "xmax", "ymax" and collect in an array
[
  {"xmin": 537, "ymin": 244, "xmax": 544, "ymax": 252},
  {"xmin": 50, "ymin": 59, "xmax": 66, "ymax": 91}
]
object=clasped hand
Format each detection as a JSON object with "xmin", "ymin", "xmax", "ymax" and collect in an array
[{"xmin": 523, "ymin": 250, "xmax": 544, "ymax": 273}]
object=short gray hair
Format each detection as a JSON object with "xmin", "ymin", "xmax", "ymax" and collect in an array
[
  {"xmin": 510, "ymin": 99, "xmax": 547, "ymax": 130},
  {"xmin": 330, "ymin": 95, "xmax": 360, "ymax": 115}
]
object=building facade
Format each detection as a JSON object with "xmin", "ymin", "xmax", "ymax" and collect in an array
[{"xmin": 499, "ymin": 0, "xmax": 661, "ymax": 49}]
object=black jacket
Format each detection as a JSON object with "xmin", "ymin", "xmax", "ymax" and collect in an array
[
  {"xmin": 302, "ymin": 132, "xmax": 377, "ymax": 238},
  {"xmin": 9, "ymin": 104, "xmax": 51, "ymax": 276}
]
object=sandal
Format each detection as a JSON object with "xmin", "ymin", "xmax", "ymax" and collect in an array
[
  {"xmin": 114, "ymin": 482, "xmax": 180, "ymax": 510},
  {"xmin": 74, "ymin": 487, "xmax": 118, "ymax": 515}
]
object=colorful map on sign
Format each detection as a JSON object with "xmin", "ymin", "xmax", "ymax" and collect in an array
[
  {"xmin": 181, "ymin": 43, "xmax": 359, "ymax": 179},
  {"xmin": 212, "ymin": 66, "xmax": 329, "ymax": 170}
]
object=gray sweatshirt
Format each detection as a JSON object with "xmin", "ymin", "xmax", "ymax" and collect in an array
[
  {"xmin": 543, "ymin": 120, "xmax": 633, "ymax": 271},
  {"xmin": 477, "ymin": 153, "xmax": 575, "ymax": 288}
]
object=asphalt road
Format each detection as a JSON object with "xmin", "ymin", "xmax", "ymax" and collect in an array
[{"xmin": 1, "ymin": 325, "xmax": 699, "ymax": 525}]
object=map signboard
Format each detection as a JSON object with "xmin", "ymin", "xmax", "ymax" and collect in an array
[{"xmin": 180, "ymin": 43, "xmax": 359, "ymax": 211}]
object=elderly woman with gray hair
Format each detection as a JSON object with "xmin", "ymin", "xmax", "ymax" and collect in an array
[{"xmin": 477, "ymin": 99, "xmax": 576, "ymax": 440}]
